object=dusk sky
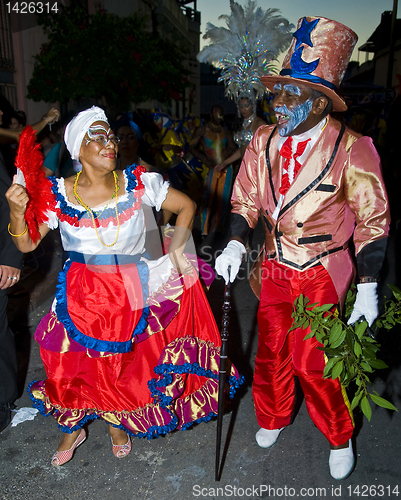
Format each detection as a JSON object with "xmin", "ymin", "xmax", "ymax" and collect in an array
[{"xmin": 198, "ymin": 0, "xmax": 400, "ymax": 64}]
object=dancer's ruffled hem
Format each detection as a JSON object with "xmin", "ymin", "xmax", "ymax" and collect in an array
[{"xmin": 28, "ymin": 336, "xmax": 244, "ymax": 438}]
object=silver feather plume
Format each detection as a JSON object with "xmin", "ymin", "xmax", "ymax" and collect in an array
[{"xmin": 197, "ymin": 0, "xmax": 294, "ymax": 102}]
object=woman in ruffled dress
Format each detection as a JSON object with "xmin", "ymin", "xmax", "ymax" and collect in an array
[{"xmin": 6, "ymin": 106, "xmax": 242, "ymax": 466}]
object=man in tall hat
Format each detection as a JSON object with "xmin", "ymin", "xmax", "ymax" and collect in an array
[{"xmin": 215, "ymin": 17, "xmax": 390, "ymax": 480}]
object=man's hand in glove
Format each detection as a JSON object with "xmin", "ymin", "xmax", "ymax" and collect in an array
[
  {"xmin": 347, "ymin": 282, "xmax": 378, "ymax": 327},
  {"xmin": 215, "ymin": 240, "xmax": 246, "ymax": 285}
]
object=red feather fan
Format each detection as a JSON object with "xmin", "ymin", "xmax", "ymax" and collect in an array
[{"xmin": 15, "ymin": 126, "xmax": 55, "ymax": 243}]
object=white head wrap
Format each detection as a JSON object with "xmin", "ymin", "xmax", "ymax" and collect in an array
[{"xmin": 64, "ymin": 106, "xmax": 108, "ymax": 160}]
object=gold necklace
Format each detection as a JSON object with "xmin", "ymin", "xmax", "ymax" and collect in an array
[
  {"xmin": 73, "ymin": 170, "xmax": 120, "ymax": 247},
  {"xmin": 73, "ymin": 170, "xmax": 119, "ymax": 217}
]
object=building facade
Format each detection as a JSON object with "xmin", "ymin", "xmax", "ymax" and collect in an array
[{"xmin": 0, "ymin": 0, "xmax": 200, "ymax": 122}]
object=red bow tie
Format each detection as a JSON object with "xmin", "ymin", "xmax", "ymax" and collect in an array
[{"xmin": 279, "ymin": 136, "xmax": 311, "ymax": 195}]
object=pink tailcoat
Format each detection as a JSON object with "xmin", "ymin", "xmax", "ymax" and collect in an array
[{"xmin": 231, "ymin": 116, "xmax": 390, "ymax": 305}]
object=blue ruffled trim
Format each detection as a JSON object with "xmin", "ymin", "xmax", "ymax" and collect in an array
[
  {"xmin": 146, "ymin": 358, "xmax": 245, "ymax": 435},
  {"xmin": 54, "ymin": 259, "xmax": 150, "ymax": 353},
  {"xmin": 150, "ymin": 363, "xmax": 244, "ymax": 401},
  {"xmin": 50, "ymin": 173, "xmax": 141, "ymax": 223},
  {"xmin": 147, "ymin": 375, "xmax": 174, "ymax": 407},
  {"xmin": 181, "ymin": 411, "xmax": 215, "ymax": 431},
  {"xmin": 228, "ymin": 374, "xmax": 246, "ymax": 399},
  {"xmin": 80, "ymin": 191, "xmax": 137, "ymax": 221},
  {"xmin": 28, "ymin": 371, "xmax": 245, "ymax": 439},
  {"xmin": 29, "ymin": 379, "xmax": 178, "ymax": 439},
  {"xmin": 28, "ymin": 381, "xmax": 96, "ymax": 434},
  {"xmin": 28, "ymin": 381, "xmax": 50, "ymax": 417},
  {"xmin": 50, "ymin": 177, "xmax": 83, "ymax": 222},
  {"xmin": 109, "ymin": 413, "xmax": 179, "ymax": 440},
  {"xmin": 56, "ymin": 412, "xmax": 99, "ymax": 434},
  {"xmin": 125, "ymin": 163, "xmax": 140, "ymax": 192},
  {"xmin": 154, "ymin": 362, "xmax": 219, "ymax": 381}
]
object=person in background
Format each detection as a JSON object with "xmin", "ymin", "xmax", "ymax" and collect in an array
[
  {"xmin": 113, "ymin": 113, "xmax": 152, "ymax": 171},
  {"xmin": 0, "ymin": 105, "xmax": 59, "ymax": 145},
  {"xmin": 7, "ymin": 110, "xmax": 28, "ymax": 164},
  {"xmin": 0, "ymin": 97, "xmax": 59, "ymax": 178},
  {"xmin": 195, "ymin": 0, "xmax": 293, "ymax": 238},
  {"xmin": 181, "ymin": 113, "xmax": 203, "ymax": 152},
  {"xmin": 9, "ymin": 110, "xmax": 26, "ymax": 129},
  {"xmin": 143, "ymin": 111, "xmax": 184, "ymax": 173},
  {"xmin": 189, "ymin": 105, "xmax": 236, "ymax": 236},
  {"xmin": 215, "ymin": 97, "xmax": 266, "ymax": 173},
  {"xmin": 40, "ymin": 113, "xmax": 77, "ymax": 179},
  {"xmin": 215, "ymin": 17, "xmax": 390, "ymax": 480},
  {"xmin": 0, "ymin": 106, "xmax": 23, "ymax": 433}
]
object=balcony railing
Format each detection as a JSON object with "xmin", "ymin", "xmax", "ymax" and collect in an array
[{"xmin": 0, "ymin": 2, "xmax": 15, "ymax": 71}]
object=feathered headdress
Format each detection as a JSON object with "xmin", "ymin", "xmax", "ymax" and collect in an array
[{"xmin": 197, "ymin": 0, "xmax": 294, "ymax": 104}]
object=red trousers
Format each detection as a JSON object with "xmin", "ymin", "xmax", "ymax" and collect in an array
[{"xmin": 253, "ymin": 259, "xmax": 354, "ymax": 446}]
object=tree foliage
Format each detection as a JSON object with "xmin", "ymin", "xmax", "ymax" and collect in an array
[
  {"xmin": 291, "ymin": 285, "xmax": 400, "ymax": 421},
  {"xmin": 28, "ymin": 4, "xmax": 190, "ymax": 109}
]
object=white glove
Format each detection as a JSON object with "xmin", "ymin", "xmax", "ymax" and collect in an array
[
  {"xmin": 215, "ymin": 240, "xmax": 246, "ymax": 285},
  {"xmin": 347, "ymin": 283, "xmax": 378, "ymax": 327}
]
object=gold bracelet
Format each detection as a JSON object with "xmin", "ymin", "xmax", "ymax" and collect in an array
[{"xmin": 8, "ymin": 222, "xmax": 28, "ymax": 237}]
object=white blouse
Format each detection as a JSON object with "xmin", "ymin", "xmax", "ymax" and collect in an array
[{"xmin": 47, "ymin": 167, "xmax": 175, "ymax": 297}]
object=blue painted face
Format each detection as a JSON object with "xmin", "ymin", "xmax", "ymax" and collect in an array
[
  {"xmin": 274, "ymin": 99, "xmax": 313, "ymax": 137},
  {"xmin": 272, "ymin": 83, "xmax": 314, "ymax": 137}
]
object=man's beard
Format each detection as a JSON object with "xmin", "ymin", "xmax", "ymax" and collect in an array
[{"xmin": 275, "ymin": 99, "xmax": 313, "ymax": 137}]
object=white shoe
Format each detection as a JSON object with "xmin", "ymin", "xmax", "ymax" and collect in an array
[
  {"xmin": 255, "ymin": 427, "xmax": 285, "ymax": 448},
  {"xmin": 329, "ymin": 439, "xmax": 354, "ymax": 480}
]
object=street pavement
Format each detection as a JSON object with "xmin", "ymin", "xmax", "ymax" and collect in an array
[{"xmin": 0, "ymin": 221, "xmax": 400, "ymax": 500}]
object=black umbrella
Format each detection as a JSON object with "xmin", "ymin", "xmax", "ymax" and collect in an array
[{"xmin": 215, "ymin": 270, "xmax": 231, "ymax": 481}]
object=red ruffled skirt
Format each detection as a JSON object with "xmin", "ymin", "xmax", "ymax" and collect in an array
[{"xmin": 29, "ymin": 258, "xmax": 243, "ymax": 437}]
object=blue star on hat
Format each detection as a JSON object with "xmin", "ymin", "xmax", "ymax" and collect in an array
[{"xmin": 293, "ymin": 17, "xmax": 320, "ymax": 50}]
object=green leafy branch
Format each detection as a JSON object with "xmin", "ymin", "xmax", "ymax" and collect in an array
[{"xmin": 291, "ymin": 285, "xmax": 400, "ymax": 421}]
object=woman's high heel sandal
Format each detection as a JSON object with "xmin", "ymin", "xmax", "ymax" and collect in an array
[
  {"xmin": 111, "ymin": 435, "xmax": 131, "ymax": 459},
  {"xmin": 51, "ymin": 429, "xmax": 86, "ymax": 466}
]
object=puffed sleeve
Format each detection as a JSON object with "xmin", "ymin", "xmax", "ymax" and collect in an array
[
  {"xmin": 45, "ymin": 209, "xmax": 59, "ymax": 230},
  {"xmin": 344, "ymin": 135, "xmax": 390, "ymax": 278},
  {"xmin": 140, "ymin": 172, "xmax": 170, "ymax": 211},
  {"xmin": 231, "ymin": 129, "xmax": 263, "ymax": 230}
]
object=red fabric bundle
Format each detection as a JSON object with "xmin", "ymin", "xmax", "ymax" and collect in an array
[{"xmin": 15, "ymin": 126, "xmax": 54, "ymax": 243}]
